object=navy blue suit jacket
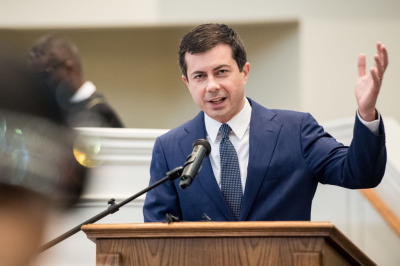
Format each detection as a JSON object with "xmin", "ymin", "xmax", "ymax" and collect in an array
[{"xmin": 143, "ymin": 99, "xmax": 386, "ymax": 222}]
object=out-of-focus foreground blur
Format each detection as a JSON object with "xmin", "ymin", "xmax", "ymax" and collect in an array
[{"xmin": 0, "ymin": 41, "xmax": 87, "ymax": 266}]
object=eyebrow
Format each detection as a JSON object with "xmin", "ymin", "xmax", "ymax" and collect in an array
[
  {"xmin": 190, "ymin": 64, "xmax": 232, "ymax": 78},
  {"xmin": 214, "ymin": 64, "xmax": 231, "ymax": 71}
]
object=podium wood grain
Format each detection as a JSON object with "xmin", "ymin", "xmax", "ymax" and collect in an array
[{"xmin": 82, "ymin": 221, "xmax": 375, "ymax": 266}]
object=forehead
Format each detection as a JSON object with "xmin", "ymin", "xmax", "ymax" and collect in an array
[
  {"xmin": 29, "ymin": 51, "xmax": 55, "ymax": 69},
  {"xmin": 185, "ymin": 44, "xmax": 235, "ymax": 73}
]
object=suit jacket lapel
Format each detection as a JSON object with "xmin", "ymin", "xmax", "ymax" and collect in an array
[
  {"xmin": 240, "ymin": 100, "xmax": 282, "ymax": 220},
  {"xmin": 179, "ymin": 112, "xmax": 234, "ymax": 220}
]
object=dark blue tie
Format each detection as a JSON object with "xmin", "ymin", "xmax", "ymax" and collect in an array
[{"xmin": 219, "ymin": 123, "xmax": 243, "ymax": 220}]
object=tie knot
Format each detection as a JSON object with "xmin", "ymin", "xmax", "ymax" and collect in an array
[{"xmin": 220, "ymin": 124, "xmax": 232, "ymax": 140}]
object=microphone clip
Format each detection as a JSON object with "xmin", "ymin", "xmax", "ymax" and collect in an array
[{"xmin": 166, "ymin": 166, "xmax": 184, "ymax": 181}]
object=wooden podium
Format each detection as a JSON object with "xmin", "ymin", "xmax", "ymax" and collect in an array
[{"xmin": 82, "ymin": 221, "xmax": 376, "ymax": 266}]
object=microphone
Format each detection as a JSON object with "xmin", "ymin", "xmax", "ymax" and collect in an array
[{"xmin": 179, "ymin": 139, "xmax": 211, "ymax": 189}]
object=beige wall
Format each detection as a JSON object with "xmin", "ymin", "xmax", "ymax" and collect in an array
[
  {"xmin": 301, "ymin": 17, "xmax": 400, "ymax": 122},
  {"xmin": 1, "ymin": 1, "xmax": 399, "ymax": 128},
  {"xmin": 0, "ymin": 23, "xmax": 299, "ymax": 128}
]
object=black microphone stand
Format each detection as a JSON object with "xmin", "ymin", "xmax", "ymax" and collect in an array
[{"xmin": 39, "ymin": 166, "xmax": 184, "ymax": 253}]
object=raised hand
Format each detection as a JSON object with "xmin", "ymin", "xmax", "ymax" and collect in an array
[{"xmin": 355, "ymin": 42, "xmax": 388, "ymax": 121}]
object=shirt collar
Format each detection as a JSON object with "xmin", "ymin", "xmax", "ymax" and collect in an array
[
  {"xmin": 70, "ymin": 81, "xmax": 96, "ymax": 103},
  {"xmin": 205, "ymin": 98, "xmax": 252, "ymax": 143}
]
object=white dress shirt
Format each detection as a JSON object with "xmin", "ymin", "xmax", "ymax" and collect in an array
[
  {"xmin": 69, "ymin": 81, "xmax": 96, "ymax": 103},
  {"xmin": 205, "ymin": 99, "xmax": 251, "ymax": 193}
]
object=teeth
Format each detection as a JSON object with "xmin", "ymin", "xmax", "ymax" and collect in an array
[{"xmin": 211, "ymin": 98, "xmax": 224, "ymax": 103}]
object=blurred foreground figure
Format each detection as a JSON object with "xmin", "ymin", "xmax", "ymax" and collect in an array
[
  {"xmin": 29, "ymin": 34, "xmax": 124, "ymax": 128},
  {"xmin": 0, "ymin": 45, "xmax": 87, "ymax": 266}
]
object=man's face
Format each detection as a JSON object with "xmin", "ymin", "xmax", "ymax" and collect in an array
[
  {"xmin": 29, "ymin": 54, "xmax": 66, "ymax": 90},
  {"xmin": 182, "ymin": 44, "xmax": 250, "ymax": 123}
]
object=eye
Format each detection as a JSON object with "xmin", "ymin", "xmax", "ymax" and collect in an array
[
  {"xmin": 218, "ymin": 69, "xmax": 228, "ymax": 75},
  {"xmin": 193, "ymin": 74, "xmax": 204, "ymax": 79}
]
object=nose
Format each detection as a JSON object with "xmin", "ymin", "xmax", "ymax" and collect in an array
[{"xmin": 206, "ymin": 76, "xmax": 220, "ymax": 92}]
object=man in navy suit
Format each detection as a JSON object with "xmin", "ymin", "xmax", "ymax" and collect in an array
[{"xmin": 143, "ymin": 23, "xmax": 388, "ymax": 222}]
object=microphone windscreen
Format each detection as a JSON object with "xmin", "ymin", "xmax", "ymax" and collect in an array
[{"xmin": 193, "ymin": 139, "xmax": 211, "ymax": 155}]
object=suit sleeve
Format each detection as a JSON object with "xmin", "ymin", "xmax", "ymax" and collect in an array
[
  {"xmin": 143, "ymin": 137, "xmax": 182, "ymax": 222},
  {"xmin": 301, "ymin": 113, "xmax": 386, "ymax": 189},
  {"xmin": 89, "ymin": 103, "xmax": 124, "ymax": 128}
]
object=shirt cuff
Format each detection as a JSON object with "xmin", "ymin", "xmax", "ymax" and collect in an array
[{"xmin": 357, "ymin": 109, "xmax": 380, "ymax": 135}]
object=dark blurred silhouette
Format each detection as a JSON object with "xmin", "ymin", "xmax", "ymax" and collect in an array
[
  {"xmin": 0, "ymin": 42, "xmax": 87, "ymax": 266},
  {"xmin": 29, "ymin": 34, "xmax": 124, "ymax": 128}
]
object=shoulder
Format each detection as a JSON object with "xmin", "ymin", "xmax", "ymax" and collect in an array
[
  {"xmin": 249, "ymin": 98, "xmax": 310, "ymax": 124},
  {"xmin": 85, "ymin": 93, "xmax": 109, "ymax": 109},
  {"xmin": 85, "ymin": 93, "xmax": 120, "ymax": 118},
  {"xmin": 158, "ymin": 112, "xmax": 204, "ymax": 143}
]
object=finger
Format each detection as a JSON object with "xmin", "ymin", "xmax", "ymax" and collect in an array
[
  {"xmin": 377, "ymin": 42, "xmax": 389, "ymax": 68},
  {"xmin": 374, "ymin": 54, "xmax": 384, "ymax": 78},
  {"xmin": 370, "ymin": 68, "xmax": 381, "ymax": 93},
  {"xmin": 380, "ymin": 44, "xmax": 389, "ymax": 70},
  {"xmin": 358, "ymin": 54, "xmax": 366, "ymax": 77},
  {"xmin": 376, "ymin": 42, "xmax": 381, "ymax": 53},
  {"xmin": 376, "ymin": 42, "xmax": 384, "ymax": 64}
]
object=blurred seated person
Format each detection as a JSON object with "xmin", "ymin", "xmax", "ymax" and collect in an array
[
  {"xmin": 29, "ymin": 34, "xmax": 124, "ymax": 128},
  {"xmin": 0, "ymin": 45, "xmax": 87, "ymax": 266}
]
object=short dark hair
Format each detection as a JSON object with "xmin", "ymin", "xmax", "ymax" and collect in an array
[
  {"xmin": 179, "ymin": 23, "xmax": 247, "ymax": 79},
  {"xmin": 30, "ymin": 34, "xmax": 81, "ymax": 71}
]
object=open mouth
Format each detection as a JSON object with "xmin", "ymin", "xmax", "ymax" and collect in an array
[{"xmin": 209, "ymin": 97, "xmax": 226, "ymax": 104}]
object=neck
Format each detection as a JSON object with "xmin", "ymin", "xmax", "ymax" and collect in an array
[{"xmin": 68, "ymin": 74, "xmax": 85, "ymax": 96}]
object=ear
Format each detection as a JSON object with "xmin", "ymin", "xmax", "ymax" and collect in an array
[
  {"xmin": 182, "ymin": 75, "xmax": 189, "ymax": 87},
  {"xmin": 242, "ymin": 62, "xmax": 250, "ymax": 83},
  {"xmin": 64, "ymin": 59, "xmax": 74, "ymax": 72}
]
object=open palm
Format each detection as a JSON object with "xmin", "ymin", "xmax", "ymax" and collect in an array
[{"xmin": 355, "ymin": 42, "xmax": 388, "ymax": 121}]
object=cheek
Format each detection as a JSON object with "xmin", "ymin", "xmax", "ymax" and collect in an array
[
  {"xmin": 189, "ymin": 86, "xmax": 204, "ymax": 101},
  {"xmin": 232, "ymin": 79, "xmax": 246, "ymax": 95},
  {"xmin": 46, "ymin": 78, "xmax": 57, "ymax": 89},
  {"xmin": 48, "ymin": 74, "xmax": 62, "ymax": 86}
]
